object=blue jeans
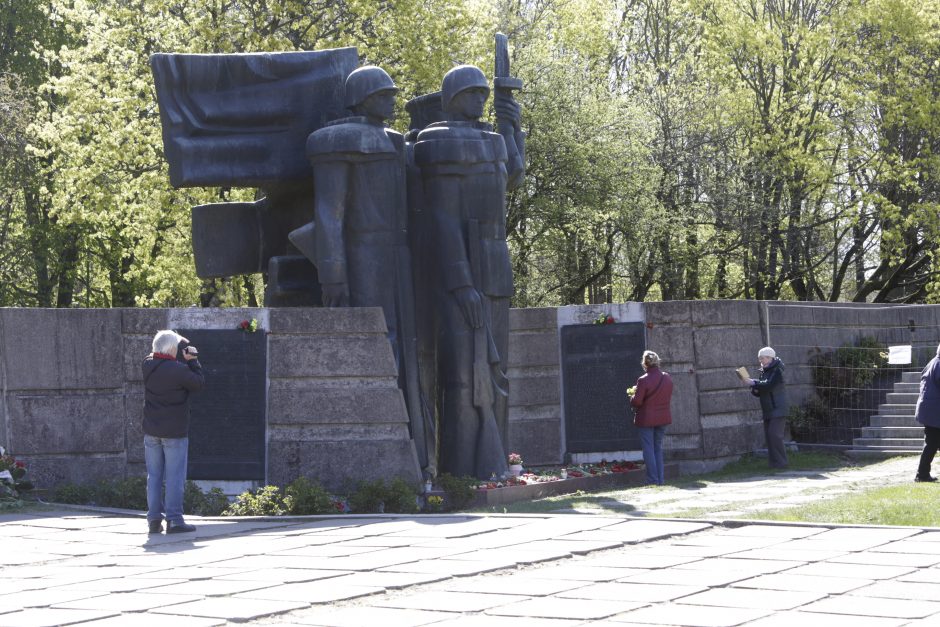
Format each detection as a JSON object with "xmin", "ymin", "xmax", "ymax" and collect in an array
[
  {"xmin": 144, "ymin": 435, "xmax": 188, "ymax": 524},
  {"xmin": 638, "ymin": 426, "xmax": 666, "ymax": 485}
]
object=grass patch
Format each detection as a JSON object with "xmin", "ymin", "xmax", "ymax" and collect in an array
[{"xmin": 744, "ymin": 483, "xmax": 940, "ymax": 526}]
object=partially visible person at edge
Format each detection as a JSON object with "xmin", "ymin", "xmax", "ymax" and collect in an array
[
  {"xmin": 142, "ymin": 330, "xmax": 204, "ymax": 534},
  {"xmin": 914, "ymin": 343, "xmax": 940, "ymax": 483},
  {"xmin": 747, "ymin": 346, "xmax": 789, "ymax": 469},
  {"xmin": 629, "ymin": 350, "xmax": 673, "ymax": 485}
]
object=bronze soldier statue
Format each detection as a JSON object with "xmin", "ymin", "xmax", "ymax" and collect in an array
[
  {"xmin": 291, "ymin": 66, "xmax": 431, "ymax": 472},
  {"xmin": 413, "ymin": 64, "xmax": 525, "ymax": 478}
]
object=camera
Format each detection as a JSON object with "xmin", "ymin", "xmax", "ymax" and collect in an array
[{"xmin": 185, "ymin": 346, "xmax": 198, "ymax": 356}]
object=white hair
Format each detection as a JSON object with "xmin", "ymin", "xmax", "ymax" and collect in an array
[
  {"xmin": 642, "ymin": 350, "xmax": 661, "ymax": 367},
  {"xmin": 152, "ymin": 330, "xmax": 181, "ymax": 355},
  {"xmin": 758, "ymin": 346, "xmax": 776, "ymax": 359}
]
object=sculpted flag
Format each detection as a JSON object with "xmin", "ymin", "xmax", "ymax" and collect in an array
[{"xmin": 151, "ymin": 49, "xmax": 359, "ymax": 188}]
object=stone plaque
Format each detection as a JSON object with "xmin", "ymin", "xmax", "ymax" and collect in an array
[
  {"xmin": 561, "ymin": 322, "xmax": 646, "ymax": 453},
  {"xmin": 178, "ymin": 329, "xmax": 266, "ymax": 480}
]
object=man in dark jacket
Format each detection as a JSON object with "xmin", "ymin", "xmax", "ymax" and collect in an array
[
  {"xmin": 143, "ymin": 330, "xmax": 204, "ymax": 533},
  {"xmin": 749, "ymin": 346, "xmax": 789, "ymax": 468},
  {"xmin": 914, "ymin": 344, "xmax": 940, "ymax": 482}
]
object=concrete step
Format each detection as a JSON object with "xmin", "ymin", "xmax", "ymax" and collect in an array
[
  {"xmin": 886, "ymin": 392, "xmax": 920, "ymax": 404},
  {"xmin": 877, "ymin": 403, "xmax": 916, "ymax": 414},
  {"xmin": 861, "ymin": 427, "xmax": 924, "ymax": 439},
  {"xmin": 870, "ymin": 415, "xmax": 920, "ymax": 427},
  {"xmin": 852, "ymin": 437, "xmax": 923, "ymax": 448},
  {"xmin": 903, "ymin": 371, "xmax": 922, "ymax": 383},
  {"xmin": 893, "ymin": 383, "xmax": 920, "ymax": 393}
]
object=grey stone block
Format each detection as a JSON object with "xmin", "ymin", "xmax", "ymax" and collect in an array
[
  {"xmin": 509, "ymin": 375, "xmax": 560, "ymax": 407},
  {"xmin": 696, "ymin": 369, "xmax": 747, "ymax": 392},
  {"xmin": 698, "ymin": 389, "xmax": 759, "ymax": 416},
  {"xmin": 268, "ymin": 307, "xmax": 386, "ymax": 335},
  {"xmin": 693, "ymin": 327, "xmax": 764, "ymax": 369},
  {"xmin": 691, "ymin": 300, "xmax": 760, "ymax": 327},
  {"xmin": 267, "ymin": 385, "xmax": 407, "ymax": 425},
  {"xmin": 121, "ymin": 308, "xmax": 169, "ymax": 334},
  {"xmin": 508, "ymin": 418, "xmax": 562, "ymax": 465},
  {"xmin": 645, "ymin": 300, "xmax": 692, "ymax": 325},
  {"xmin": 268, "ymin": 335, "xmax": 397, "ymax": 378},
  {"xmin": 21, "ymin": 454, "xmax": 127, "ymax": 489},
  {"xmin": 125, "ymin": 388, "xmax": 144, "ymax": 463},
  {"xmin": 0, "ymin": 309, "xmax": 123, "ymax": 390},
  {"xmin": 509, "ymin": 330, "xmax": 559, "ymax": 368},
  {"xmin": 8, "ymin": 392, "xmax": 125, "ymax": 455},
  {"xmin": 669, "ymin": 371, "xmax": 700, "ymax": 434},
  {"xmin": 509, "ymin": 404, "xmax": 562, "ymax": 422},
  {"xmin": 702, "ymin": 423, "xmax": 764, "ymax": 458},
  {"xmin": 646, "ymin": 325, "xmax": 693, "ymax": 365},
  {"xmin": 267, "ymin": 439, "xmax": 421, "ymax": 492},
  {"xmin": 168, "ymin": 307, "xmax": 269, "ymax": 331},
  {"xmin": 123, "ymin": 335, "xmax": 154, "ymax": 382},
  {"xmin": 766, "ymin": 303, "xmax": 817, "ymax": 326},
  {"xmin": 510, "ymin": 307, "xmax": 557, "ymax": 331}
]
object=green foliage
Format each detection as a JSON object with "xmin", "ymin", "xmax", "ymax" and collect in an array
[
  {"xmin": 436, "ymin": 474, "xmax": 479, "ymax": 511},
  {"xmin": 346, "ymin": 478, "xmax": 419, "ymax": 514},
  {"xmin": 51, "ymin": 477, "xmax": 225, "ymax": 514},
  {"xmin": 285, "ymin": 477, "xmax": 336, "ymax": 515},
  {"xmin": 382, "ymin": 478, "xmax": 419, "ymax": 514},
  {"xmin": 223, "ymin": 485, "xmax": 291, "ymax": 516},
  {"xmin": 184, "ymin": 483, "xmax": 229, "ymax": 517},
  {"xmin": 788, "ymin": 396, "xmax": 829, "ymax": 441},
  {"xmin": 811, "ymin": 336, "xmax": 888, "ymax": 401}
]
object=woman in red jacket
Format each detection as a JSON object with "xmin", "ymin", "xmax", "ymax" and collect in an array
[{"xmin": 630, "ymin": 350, "xmax": 674, "ymax": 485}]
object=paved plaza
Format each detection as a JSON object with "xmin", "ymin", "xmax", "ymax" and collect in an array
[{"xmin": 4, "ymin": 461, "xmax": 940, "ymax": 627}]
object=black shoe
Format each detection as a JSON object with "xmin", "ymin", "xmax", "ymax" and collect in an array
[
  {"xmin": 148, "ymin": 520, "xmax": 163, "ymax": 534},
  {"xmin": 166, "ymin": 521, "xmax": 196, "ymax": 534},
  {"xmin": 915, "ymin": 475, "xmax": 938, "ymax": 483}
]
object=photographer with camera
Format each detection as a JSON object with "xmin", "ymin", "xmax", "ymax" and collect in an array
[{"xmin": 142, "ymin": 330, "xmax": 204, "ymax": 534}]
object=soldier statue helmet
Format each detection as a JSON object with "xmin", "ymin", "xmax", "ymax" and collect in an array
[
  {"xmin": 441, "ymin": 65, "xmax": 489, "ymax": 111},
  {"xmin": 344, "ymin": 65, "xmax": 398, "ymax": 109}
]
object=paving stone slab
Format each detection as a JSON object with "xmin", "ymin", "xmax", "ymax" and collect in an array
[
  {"xmin": 897, "ymin": 568, "xmax": 940, "ymax": 583},
  {"xmin": 800, "ymin": 596, "xmax": 940, "ymax": 619},
  {"xmin": 485, "ymin": 597, "xmax": 647, "ymax": 620},
  {"xmin": 215, "ymin": 568, "xmax": 350, "ymax": 584},
  {"xmin": 327, "ymin": 571, "xmax": 452, "ymax": 589},
  {"xmin": 731, "ymin": 573, "xmax": 871, "ymax": 594},
  {"xmin": 429, "ymin": 616, "xmax": 583, "ymax": 627},
  {"xmin": 139, "ymin": 566, "xmax": 254, "ymax": 580},
  {"xmin": 144, "ymin": 578, "xmax": 278, "ymax": 597},
  {"xmin": 672, "ymin": 557, "xmax": 796, "ymax": 576},
  {"xmin": 556, "ymin": 581, "xmax": 707, "ymax": 602},
  {"xmin": 151, "ymin": 597, "xmax": 308, "ymax": 620},
  {"xmin": 670, "ymin": 534, "xmax": 785, "ymax": 550},
  {"xmin": 278, "ymin": 606, "xmax": 461, "ymax": 627},
  {"xmin": 578, "ymin": 552, "xmax": 702, "ymax": 569},
  {"xmin": 54, "ymin": 592, "xmax": 202, "ymax": 612},
  {"xmin": 785, "ymin": 561, "xmax": 917, "ymax": 580},
  {"xmin": 827, "ymin": 552, "xmax": 940, "ymax": 567},
  {"xmin": 371, "ymin": 590, "xmax": 529, "ymax": 612},
  {"xmin": 0, "ymin": 589, "xmax": 109, "ymax": 613},
  {"xmin": 526, "ymin": 565, "xmax": 648, "ymax": 582},
  {"xmin": 0, "ymin": 607, "xmax": 119, "ymax": 627},
  {"xmin": 431, "ymin": 572, "xmax": 587, "ymax": 596},
  {"xmin": 235, "ymin": 581, "xmax": 386, "ymax": 604},
  {"xmin": 741, "ymin": 612, "xmax": 908, "ymax": 627},
  {"xmin": 675, "ymin": 587, "xmax": 826, "ymax": 610},
  {"xmin": 49, "ymin": 577, "xmax": 189, "ymax": 593},
  {"xmin": 606, "ymin": 602, "xmax": 771, "ymax": 626},
  {"xmin": 847, "ymin": 580, "xmax": 940, "ymax": 600},
  {"xmin": 376, "ymin": 558, "xmax": 517, "ymax": 576},
  {"xmin": 870, "ymin": 540, "xmax": 940, "ymax": 555},
  {"xmin": 725, "ymin": 547, "xmax": 847, "ymax": 562},
  {"xmin": 80, "ymin": 614, "xmax": 226, "ymax": 627},
  {"xmin": 619, "ymin": 568, "xmax": 755, "ymax": 587}
]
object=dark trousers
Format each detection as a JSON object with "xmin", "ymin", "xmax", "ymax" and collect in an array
[
  {"xmin": 918, "ymin": 426, "xmax": 940, "ymax": 479},
  {"xmin": 764, "ymin": 418, "xmax": 788, "ymax": 468}
]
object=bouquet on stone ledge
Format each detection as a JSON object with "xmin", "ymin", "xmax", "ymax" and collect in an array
[
  {"xmin": 0, "ymin": 446, "xmax": 34, "ymax": 503},
  {"xmin": 238, "ymin": 318, "xmax": 258, "ymax": 333}
]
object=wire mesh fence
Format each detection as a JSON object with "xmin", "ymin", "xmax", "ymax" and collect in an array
[{"xmin": 766, "ymin": 304, "xmax": 939, "ymax": 447}]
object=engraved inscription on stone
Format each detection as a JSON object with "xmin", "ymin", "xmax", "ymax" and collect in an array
[
  {"xmin": 178, "ymin": 329, "xmax": 266, "ymax": 480},
  {"xmin": 561, "ymin": 322, "xmax": 646, "ymax": 453}
]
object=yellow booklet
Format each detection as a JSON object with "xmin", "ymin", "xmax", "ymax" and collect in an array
[{"xmin": 735, "ymin": 367, "xmax": 751, "ymax": 382}]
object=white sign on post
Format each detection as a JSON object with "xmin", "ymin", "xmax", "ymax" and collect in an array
[{"xmin": 888, "ymin": 345, "xmax": 912, "ymax": 365}]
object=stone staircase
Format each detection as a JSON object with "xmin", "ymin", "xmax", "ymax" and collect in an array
[{"xmin": 847, "ymin": 371, "xmax": 923, "ymax": 457}]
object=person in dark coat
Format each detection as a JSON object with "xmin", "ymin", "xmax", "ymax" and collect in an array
[
  {"xmin": 143, "ymin": 330, "xmax": 204, "ymax": 534},
  {"xmin": 914, "ymin": 343, "xmax": 940, "ymax": 482},
  {"xmin": 630, "ymin": 351, "xmax": 673, "ymax": 485},
  {"xmin": 748, "ymin": 346, "xmax": 789, "ymax": 468}
]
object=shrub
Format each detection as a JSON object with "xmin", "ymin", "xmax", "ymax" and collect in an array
[
  {"xmin": 224, "ymin": 485, "xmax": 290, "ymax": 516},
  {"xmin": 788, "ymin": 395, "xmax": 828, "ymax": 442},
  {"xmin": 184, "ymin": 482, "xmax": 229, "ymax": 516},
  {"xmin": 347, "ymin": 479, "xmax": 387, "ymax": 513},
  {"xmin": 383, "ymin": 478, "xmax": 419, "ymax": 514},
  {"xmin": 436, "ymin": 474, "xmax": 479, "ymax": 511},
  {"xmin": 811, "ymin": 336, "xmax": 887, "ymax": 402},
  {"xmin": 285, "ymin": 477, "xmax": 335, "ymax": 515}
]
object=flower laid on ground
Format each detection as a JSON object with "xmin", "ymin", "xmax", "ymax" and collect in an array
[
  {"xmin": 238, "ymin": 318, "xmax": 258, "ymax": 333},
  {"xmin": 425, "ymin": 495, "xmax": 445, "ymax": 512},
  {"xmin": 508, "ymin": 452, "xmax": 524, "ymax": 466},
  {"xmin": 594, "ymin": 314, "xmax": 615, "ymax": 325},
  {"xmin": 473, "ymin": 460, "xmax": 643, "ymax": 490},
  {"xmin": 0, "ymin": 446, "xmax": 34, "ymax": 504}
]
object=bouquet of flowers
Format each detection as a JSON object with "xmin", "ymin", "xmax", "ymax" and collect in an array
[
  {"xmin": 0, "ymin": 446, "xmax": 33, "ymax": 503},
  {"xmin": 627, "ymin": 386, "xmax": 636, "ymax": 397},
  {"xmin": 594, "ymin": 314, "xmax": 615, "ymax": 325},
  {"xmin": 507, "ymin": 452, "xmax": 524, "ymax": 466},
  {"xmin": 238, "ymin": 318, "xmax": 259, "ymax": 333}
]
